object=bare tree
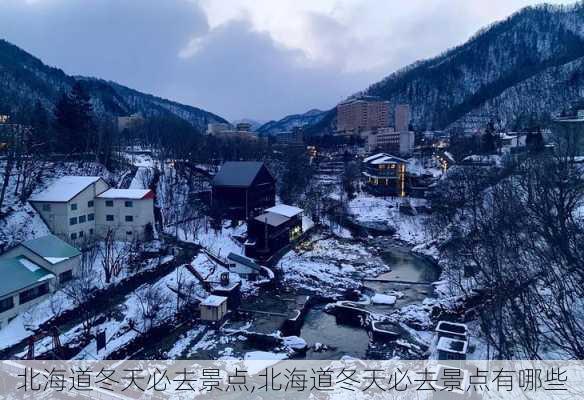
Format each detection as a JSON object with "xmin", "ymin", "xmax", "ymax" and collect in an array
[
  {"xmin": 61, "ymin": 245, "xmax": 99, "ymax": 338},
  {"xmin": 99, "ymin": 229, "xmax": 131, "ymax": 284},
  {"xmin": 133, "ymin": 283, "xmax": 170, "ymax": 333}
]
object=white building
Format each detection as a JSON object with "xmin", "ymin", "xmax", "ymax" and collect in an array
[
  {"xmin": 365, "ymin": 128, "xmax": 415, "ymax": 156},
  {"xmin": 399, "ymin": 130, "xmax": 415, "ymax": 156},
  {"xmin": 95, "ymin": 189, "xmax": 156, "ymax": 240},
  {"xmin": 29, "ymin": 176, "xmax": 155, "ymax": 242}
]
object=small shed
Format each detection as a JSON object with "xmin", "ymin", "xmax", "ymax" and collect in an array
[{"xmin": 199, "ymin": 295, "xmax": 228, "ymax": 322}]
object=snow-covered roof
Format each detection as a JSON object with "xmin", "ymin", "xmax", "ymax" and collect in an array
[
  {"xmin": 200, "ymin": 295, "xmax": 227, "ymax": 307},
  {"xmin": 254, "ymin": 212, "xmax": 290, "ymax": 227},
  {"xmin": 227, "ymin": 252, "xmax": 261, "ymax": 271},
  {"xmin": 30, "ymin": 176, "xmax": 104, "ymax": 202},
  {"xmin": 0, "ymin": 256, "xmax": 54, "ymax": 297},
  {"xmin": 21, "ymin": 234, "xmax": 81, "ymax": 264},
  {"xmin": 363, "ymin": 153, "xmax": 391, "ymax": 163},
  {"xmin": 97, "ymin": 189, "xmax": 153, "ymax": 200},
  {"xmin": 370, "ymin": 155, "xmax": 408, "ymax": 165},
  {"xmin": 264, "ymin": 204, "xmax": 303, "ymax": 218}
]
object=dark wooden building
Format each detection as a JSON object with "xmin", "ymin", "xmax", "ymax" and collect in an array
[
  {"xmin": 211, "ymin": 161, "xmax": 276, "ymax": 220},
  {"xmin": 245, "ymin": 205, "xmax": 303, "ymax": 260}
]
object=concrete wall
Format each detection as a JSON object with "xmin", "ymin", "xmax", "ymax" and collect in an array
[{"xmin": 0, "ymin": 280, "xmax": 53, "ymax": 329}]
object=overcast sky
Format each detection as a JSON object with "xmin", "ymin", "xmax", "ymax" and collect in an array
[{"xmin": 0, "ymin": 0, "xmax": 575, "ymax": 122}]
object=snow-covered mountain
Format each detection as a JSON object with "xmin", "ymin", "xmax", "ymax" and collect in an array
[
  {"xmin": 0, "ymin": 39, "xmax": 227, "ymax": 130},
  {"xmin": 302, "ymin": 3, "xmax": 584, "ymax": 134},
  {"xmin": 257, "ymin": 109, "xmax": 327, "ymax": 135}
]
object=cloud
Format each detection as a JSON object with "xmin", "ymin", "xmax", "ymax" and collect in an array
[
  {"xmin": 0, "ymin": 0, "xmax": 577, "ymax": 121},
  {"xmin": 165, "ymin": 17, "xmax": 380, "ymax": 121},
  {"xmin": 0, "ymin": 0, "xmax": 208, "ymax": 98}
]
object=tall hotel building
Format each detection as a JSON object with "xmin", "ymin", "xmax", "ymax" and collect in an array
[{"xmin": 336, "ymin": 96, "xmax": 390, "ymax": 135}]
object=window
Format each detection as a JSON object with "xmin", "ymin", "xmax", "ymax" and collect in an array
[
  {"xmin": 59, "ymin": 270, "xmax": 73, "ymax": 284},
  {"xmin": 105, "ymin": 200, "xmax": 114, "ymax": 207},
  {"xmin": 69, "ymin": 217, "xmax": 77, "ymax": 226},
  {"xmin": 19, "ymin": 283, "xmax": 49, "ymax": 304},
  {"xmin": 78, "ymin": 215, "xmax": 86, "ymax": 223},
  {"xmin": 79, "ymin": 231, "xmax": 84, "ymax": 238},
  {"xmin": 0, "ymin": 296, "xmax": 14, "ymax": 313},
  {"xmin": 89, "ymin": 228, "xmax": 94, "ymax": 235},
  {"xmin": 125, "ymin": 201, "xmax": 133, "ymax": 208},
  {"xmin": 87, "ymin": 200, "xmax": 94, "ymax": 208},
  {"xmin": 106, "ymin": 215, "xmax": 114, "ymax": 221},
  {"xmin": 126, "ymin": 231, "xmax": 133, "ymax": 236},
  {"xmin": 42, "ymin": 204, "xmax": 51, "ymax": 212},
  {"xmin": 125, "ymin": 215, "xmax": 134, "ymax": 222},
  {"xmin": 88, "ymin": 213, "xmax": 95, "ymax": 221},
  {"xmin": 70, "ymin": 233, "xmax": 77, "ymax": 240},
  {"xmin": 70, "ymin": 203, "xmax": 77, "ymax": 211}
]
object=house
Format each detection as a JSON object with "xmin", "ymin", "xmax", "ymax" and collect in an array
[
  {"xmin": 0, "ymin": 235, "xmax": 81, "ymax": 284},
  {"xmin": 245, "ymin": 204, "xmax": 303, "ymax": 259},
  {"xmin": 211, "ymin": 161, "xmax": 276, "ymax": 220},
  {"xmin": 226, "ymin": 252, "xmax": 263, "ymax": 281},
  {"xmin": 362, "ymin": 153, "xmax": 408, "ymax": 197},
  {"xmin": 0, "ymin": 256, "xmax": 55, "ymax": 329},
  {"xmin": 199, "ymin": 295, "xmax": 228, "ymax": 323},
  {"xmin": 29, "ymin": 176, "xmax": 155, "ymax": 242},
  {"xmin": 95, "ymin": 189, "xmax": 155, "ymax": 240}
]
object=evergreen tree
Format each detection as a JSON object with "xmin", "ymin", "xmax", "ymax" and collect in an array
[
  {"xmin": 54, "ymin": 82, "xmax": 95, "ymax": 154},
  {"xmin": 481, "ymin": 121, "xmax": 497, "ymax": 154}
]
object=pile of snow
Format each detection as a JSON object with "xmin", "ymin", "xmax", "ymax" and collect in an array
[
  {"xmin": 370, "ymin": 293, "xmax": 397, "ymax": 305},
  {"xmin": 282, "ymin": 336, "xmax": 307, "ymax": 351}
]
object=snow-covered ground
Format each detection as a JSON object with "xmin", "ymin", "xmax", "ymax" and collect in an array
[
  {"xmin": 279, "ymin": 234, "xmax": 389, "ymax": 294},
  {"xmin": 347, "ymin": 194, "xmax": 430, "ymax": 244}
]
